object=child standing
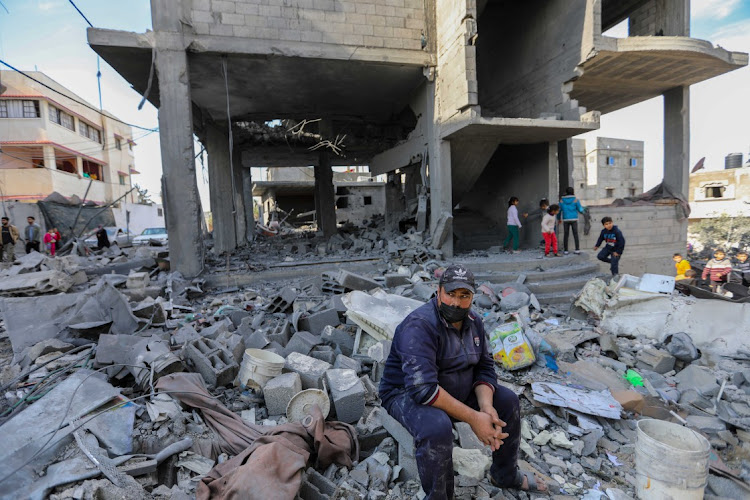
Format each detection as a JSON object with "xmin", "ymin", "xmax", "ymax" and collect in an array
[
  {"xmin": 559, "ymin": 187, "xmax": 586, "ymax": 255},
  {"xmin": 542, "ymin": 204, "xmax": 560, "ymax": 257},
  {"xmin": 673, "ymin": 253, "xmax": 691, "ymax": 281},
  {"xmin": 702, "ymin": 248, "xmax": 732, "ymax": 291},
  {"xmin": 593, "ymin": 216, "xmax": 625, "ymax": 276},
  {"xmin": 43, "ymin": 228, "xmax": 58, "ymax": 257},
  {"xmin": 733, "ymin": 250, "xmax": 750, "ymax": 286},
  {"xmin": 503, "ymin": 197, "xmax": 527, "ymax": 254}
]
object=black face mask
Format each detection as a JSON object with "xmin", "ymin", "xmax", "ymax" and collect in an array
[{"xmin": 439, "ymin": 302, "xmax": 470, "ymax": 324}]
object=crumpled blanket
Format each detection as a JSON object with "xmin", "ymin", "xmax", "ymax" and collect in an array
[{"xmin": 155, "ymin": 373, "xmax": 359, "ymax": 500}]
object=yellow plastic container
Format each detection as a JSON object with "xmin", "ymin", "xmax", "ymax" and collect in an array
[{"xmin": 489, "ymin": 322, "xmax": 536, "ymax": 370}]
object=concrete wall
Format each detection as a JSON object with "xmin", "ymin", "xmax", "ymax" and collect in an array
[
  {"xmin": 629, "ymin": 0, "xmax": 689, "ymax": 37},
  {"xmin": 435, "ymin": 0, "xmax": 476, "ymax": 121},
  {"xmin": 582, "ymin": 204, "xmax": 687, "ymax": 276},
  {"xmin": 457, "ymin": 142, "xmax": 558, "ymax": 248},
  {"xmin": 476, "ymin": 0, "xmax": 586, "ymax": 118},
  {"xmin": 189, "ymin": 0, "xmax": 425, "ymax": 50},
  {"xmin": 112, "ymin": 202, "xmax": 166, "ymax": 236},
  {"xmin": 335, "ymin": 183, "xmax": 385, "ymax": 223},
  {"xmin": 688, "ymin": 166, "xmax": 750, "ymax": 219}
]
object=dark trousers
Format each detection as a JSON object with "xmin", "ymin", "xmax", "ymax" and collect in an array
[
  {"xmin": 383, "ymin": 385, "xmax": 520, "ymax": 500},
  {"xmin": 25, "ymin": 241, "xmax": 40, "ymax": 254},
  {"xmin": 563, "ymin": 221, "xmax": 580, "ymax": 251},
  {"xmin": 597, "ymin": 246, "xmax": 620, "ymax": 275}
]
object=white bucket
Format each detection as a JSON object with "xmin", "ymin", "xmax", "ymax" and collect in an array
[
  {"xmin": 635, "ymin": 419, "xmax": 710, "ymax": 500},
  {"xmin": 238, "ymin": 349, "xmax": 285, "ymax": 390}
]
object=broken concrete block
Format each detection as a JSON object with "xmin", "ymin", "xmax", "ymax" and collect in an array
[
  {"xmin": 284, "ymin": 330, "xmax": 322, "ymax": 356},
  {"xmin": 636, "ymin": 347, "xmax": 675, "ymax": 374},
  {"xmin": 384, "ymin": 274, "xmax": 411, "ymax": 287},
  {"xmin": 199, "ymin": 319, "xmax": 231, "ymax": 340},
  {"xmin": 265, "ymin": 287, "xmax": 298, "ymax": 313},
  {"xmin": 337, "ymin": 270, "xmax": 380, "ymax": 292},
  {"xmin": 263, "ymin": 372, "xmax": 302, "ymax": 416},
  {"xmin": 411, "ymin": 282, "xmax": 435, "ymax": 302},
  {"xmin": 381, "ymin": 410, "xmax": 414, "ymax": 455},
  {"xmin": 611, "ymin": 390, "xmax": 645, "ymax": 413},
  {"xmin": 686, "ymin": 415, "xmax": 727, "ymax": 434},
  {"xmin": 284, "ymin": 352, "xmax": 331, "ymax": 389},
  {"xmin": 26, "ymin": 339, "xmax": 74, "ymax": 363},
  {"xmin": 455, "ymin": 422, "xmax": 486, "ymax": 452},
  {"xmin": 300, "ymin": 467, "xmax": 338, "ymax": 500},
  {"xmin": 674, "ymin": 364, "xmax": 719, "ymax": 396},
  {"xmin": 185, "ymin": 338, "xmax": 239, "ymax": 387},
  {"xmin": 243, "ymin": 330, "xmax": 270, "ymax": 350},
  {"xmin": 500, "ymin": 292, "xmax": 530, "ymax": 311},
  {"xmin": 452, "ymin": 448, "xmax": 491, "ymax": 480},
  {"xmin": 321, "ymin": 325, "xmax": 354, "ymax": 356},
  {"xmin": 334, "ymin": 354, "xmax": 362, "ymax": 373},
  {"xmin": 126, "ymin": 271, "xmax": 150, "ymax": 289},
  {"xmin": 321, "ymin": 272, "xmax": 345, "ymax": 295},
  {"xmin": 172, "ymin": 324, "xmax": 201, "ymax": 345},
  {"xmin": 299, "ymin": 308, "xmax": 341, "ymax": 335},
  {"xmin": 215, "ymin": 332, "xmax": 245, "ymax": 364},
  {"xmin": 325, "ymin": 369, "xmax": 365, "ymax": 424},
  {"xmin": 309, "ymin": 345, "xmax": 336, "ymax": 365}
]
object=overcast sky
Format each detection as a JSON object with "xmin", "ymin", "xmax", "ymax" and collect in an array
[{"xmin": 0, "ymin": 0, "xmax": 748, "ymax": 208}]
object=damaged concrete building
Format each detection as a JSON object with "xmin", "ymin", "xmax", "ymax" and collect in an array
[{"xmin": 87, "ymin": 0, "xmax": 747, "ymax": 277}]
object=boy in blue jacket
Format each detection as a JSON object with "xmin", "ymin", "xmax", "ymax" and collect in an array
[
  {"xmin": 594, "ymin": 216, "xmax": 626, "ymax": 276},
  {"xmin": 559, "ymin": 187, "xmax": 585, "ymax": 254}
]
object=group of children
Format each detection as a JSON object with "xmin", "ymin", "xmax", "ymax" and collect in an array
[
  {"xmin": 674, "ymin": 248, "xmax": 750, "ymax": 292},
  {"xmin": 504, "ymin": 188, "xmax": 625, "ymax": 276}
]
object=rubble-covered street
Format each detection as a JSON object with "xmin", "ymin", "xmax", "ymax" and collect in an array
[{"xmin": 1, "ymin": 224, "xmax": 750, "ymax": 500}]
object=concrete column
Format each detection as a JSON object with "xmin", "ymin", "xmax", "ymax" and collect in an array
[
  {"xmin": 42, "ymin": 145, "xmax": 56, "ymax": 171},
  {"xmin": 206, "ymin": 123, "xmax": 237, "ymax": 254},
  {"xmin": 231, "ymin": 141, "xmax": 247, "ymax": 245},
  {"xmin": 655, "ymin": 0, "xmax": 689, "ymax": 36},
  {"xmin": 663, "ymin": 86, "xmax": 689, "ymax": 196},
  {"xmin": 242, "ymin": 167, "xmax": 255, "ymax": 242},
  {"xmin": 155, "ymin": 49, "xmax": 203, "ymax": 277},
  {"xmin": 315, "ymin": 150, "xmax": 337, "ymax": 238},
  {"xmin": 557, "ymin": 139, "xmax": 574, "ymax": 197},
  {"xmin": 426, "ymin": 82, "xmax": 453, "ymax": 258}
]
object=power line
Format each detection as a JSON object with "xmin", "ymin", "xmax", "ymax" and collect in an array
[
  {"xmin": 0, "ymin": 59, "xmax": 158, "ymax": 132},
  {"xmin": 66, "ymin": 0, "xmax": 93, "ymax": 27}
]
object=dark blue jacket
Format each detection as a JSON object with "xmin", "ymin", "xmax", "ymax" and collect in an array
[
  {"xmin": 595, "ymin": 225, "xmax": 626, "ymax": 254},
  {"xmin": 379, "ymin": 298, "xmax": 497, "ymax": 407}
]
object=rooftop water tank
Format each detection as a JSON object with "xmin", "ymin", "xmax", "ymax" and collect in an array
[{"xmin": 725, "ymin": 153, "xmax": 743, "ymax": 169}]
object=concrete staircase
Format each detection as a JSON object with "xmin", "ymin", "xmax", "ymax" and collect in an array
[{"xmin": 458, "ymin": 252, "xmax": 604, "ymax": 305}]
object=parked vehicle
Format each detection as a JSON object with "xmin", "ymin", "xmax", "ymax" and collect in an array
[
  {"xmin": 133, "ymin": 227, "xmax": 168, "ymax": 246},
  {"xmin": 84, "ymin": 227, "xmax": 132, "ymax": 248}
]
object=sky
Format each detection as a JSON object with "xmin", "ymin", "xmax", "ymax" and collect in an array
[{"xmin": 0, "ymin": 0, "xmax": 748, "ymax": 207}]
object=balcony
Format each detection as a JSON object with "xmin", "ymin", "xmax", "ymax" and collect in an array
[{"xmin": 0, "ymin": 166, "xmax": 106, "ymax": 203}]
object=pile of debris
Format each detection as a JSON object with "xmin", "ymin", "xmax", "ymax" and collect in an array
[{"xmin": 1, "ymin": 239, "xmax": 750, "ymax": 500}]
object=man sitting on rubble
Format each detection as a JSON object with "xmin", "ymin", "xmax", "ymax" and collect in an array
[{"xmin": 379, "ymin": 264, "xmax": 547, "ymax": 499}]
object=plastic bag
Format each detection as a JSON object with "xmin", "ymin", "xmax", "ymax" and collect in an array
[{"xmin": 489, "ymin": 321, "xmax": 536, "ymax": 370}]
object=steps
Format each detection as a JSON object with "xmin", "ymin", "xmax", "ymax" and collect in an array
[{"xmin": 457, "ymin": 253, "xmax": 604, "ymax": 306}]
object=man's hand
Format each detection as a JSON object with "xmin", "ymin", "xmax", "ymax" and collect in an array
[
  {"xmin": 593, "ymin": 246, "xmax": 599, "ymax": 251},
  {"xmin": 470, "ymin": 410, "xmax": 508, "ymax": 451},
  {"xmin": 613, "ymin": 252, "xmax": 620, "ymax": 257}
]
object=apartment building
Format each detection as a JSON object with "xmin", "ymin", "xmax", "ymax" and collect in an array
[
  {"xmin": 0, "ymin": 70, "xmax": 138, "ymax": 205},
  {"xmin": 572, "ymin": 137, "xmax": 644, "ymax": 204}
]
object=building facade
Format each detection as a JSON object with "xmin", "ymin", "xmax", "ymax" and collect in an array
[
  {"xmin": 688, "ymin": 156, "xmax": 750, "ymax": 222},
  {"xmin": 572, "ymin": 137, "xmax": 644, "ymax": 204},
  {"xmin": 0, "ymin": 70, "xmax": 138, "ymax": 205},
  {"xmin": 89, "ymin": 0, "xmax": 747, "ymax": 277}
]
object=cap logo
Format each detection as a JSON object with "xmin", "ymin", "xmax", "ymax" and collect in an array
[{"xmin": 454, "ymin": 268, "xmax": 467, "ymax": 280}]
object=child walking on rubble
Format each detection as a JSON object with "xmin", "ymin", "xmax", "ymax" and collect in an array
[
  {"xmin": 503, "ymin": 197, "xmax": 527, "ymax": 254},
  {"xmin": 702, "ymin": 248, "xmax": 732, "ymax": 292},
  {"xmin": 542, "ymin": 204, "xmax": 560, "ymax": 257},
  {"xmin": 593, "ymin": 216, "xmax": 625, "ymax": 277}
]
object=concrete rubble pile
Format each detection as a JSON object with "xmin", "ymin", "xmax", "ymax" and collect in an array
[{"xmin": 2, "ymin": 234, "xmax": 750, "ymax": 500}]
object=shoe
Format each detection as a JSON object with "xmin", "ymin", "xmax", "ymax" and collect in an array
[
  {"xmin": 574, "ymin": 250, "xmax": 581, "ymax": 255},
  {"xmin": 554, "ymin": 253, "xmax": 561, "ymax": 257},
  {"xmin": 512, "ymin": 250, "xmax": 521, "ymax": 254},
  {"xmin": 563, "ymin": 251, "xmax": 569, "ymax": 255}
]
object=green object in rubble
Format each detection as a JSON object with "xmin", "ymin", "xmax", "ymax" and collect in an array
[{"xmin": 624, "ymin": 369, "xmax": 644, "ymax": 387}]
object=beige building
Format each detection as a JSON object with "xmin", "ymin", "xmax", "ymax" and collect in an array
[
  {"xmin": 572, "ymin": 137, "xmax": 644, "ymax": 205},
  {"xmin": 0, "ymin": 70, "xmax": 138, "ymax": 205},
  {"xmin": 688, "ymin": 158, "xmax": 750, "ymax": 221}
]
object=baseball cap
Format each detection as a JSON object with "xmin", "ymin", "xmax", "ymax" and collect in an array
[{"xmin": 439, "ymin": 264, "xmax": 476, "ymax": 294}]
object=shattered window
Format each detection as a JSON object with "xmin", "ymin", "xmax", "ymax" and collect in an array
[{"xmin": 705, "ymin": 186, "xmax": 724, "ymax": 198}]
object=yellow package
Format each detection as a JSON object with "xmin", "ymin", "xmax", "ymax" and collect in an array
[{"xmin": 489, "ymin": 322, "xmax": 536, "ymax": 370}]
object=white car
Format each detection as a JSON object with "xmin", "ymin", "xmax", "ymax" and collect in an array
[
  {"xmin": 84, "ymin": 227, "xmax": 132, "ymax": 248},
  {"xmin": 133, "ymin": 227, "xmax": 168, "ymax": 246}
]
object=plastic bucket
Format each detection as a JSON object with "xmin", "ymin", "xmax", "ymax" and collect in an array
[
  {"xmin": 635, "ymin": 419, "xmax": 710, "ymax": 499},
  {"xmin": 238, "ymin": 349, "xmax": 285, "ymax": 390}
]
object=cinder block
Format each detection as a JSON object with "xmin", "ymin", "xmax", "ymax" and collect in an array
[
  {"xmin": 381, "ymin": 409, "xmax": 415, "ymax": 455},
  {"xmin": 299, "ymin": 308, "xmax": 341, "ymax": 335},
  {"xmin": 334, "ymin": 353, "xmax": 361, "ymax": 373},
  {"xmin": 284, "ymin": 330, "xmax": 321, "ymax": 356},
  {"xmin": 262, "ymin": 317, "xmax": 292, "ymax": 346},
  {"xmin": 300, "ymin": 468, "xmax": 337, "ymax": 500},
  {"xmin": 263, "ymin": 372, "xmax": 302, "ymax": 416},
  {"xmin": 325, "ymin": 369, "xmax": 365, "ymax": 424},
  {"xmin": 310, "ymin": 345, "xmax": 337, "ymax": 365},
  {"xmin": 337, "ymin": 270, "xmax": 380, "ymax": 291},
  {"xmin": 266, "ymin": 287, "xmax": 298, "ymax": 313},
  {"xmin": 215, "ymin": 331, "xmax": 245, "ymax": 364},
  {"xmin": 285, "ymin": 352, "xmax": 331, "ymax": 389},
  {"xmin": 321, "ymin": 272, "xmax": 345, "ymax": 294},
  {"xmin": 126, "ymin": 272, "xmax": 150, "ymax": 289},
  {"xmin": 185, "ymin": 338, "xmax": 239, "ymax": 387}
]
